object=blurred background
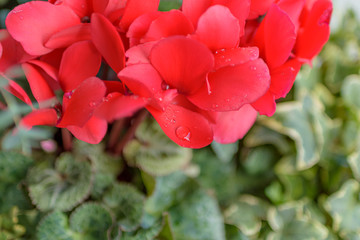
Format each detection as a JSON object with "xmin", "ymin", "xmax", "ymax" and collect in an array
[{"xmin": 1, "ymin": 0, "xmax": 360, "ymax": 239}]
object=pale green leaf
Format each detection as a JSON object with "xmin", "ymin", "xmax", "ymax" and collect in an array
[
  {"xmin": 103, "ymin": 183, "xmax": 145, "ymax": 232},
  {"xmin": 36, "ymin": 212, "xmax": 74, "ymax": 240},
  {"xmin": 28, "ymin": 153, "xmax": 92, "ymax": 211},
  {"xmin": 70, "ymin": 203, "xmax": 112, "ymax": 240},
  {"xmin": 124, "ymin": 120, "xmax": 192, "ymax": 176},
  {"xmin": 169, "ymin": 189, "xmax": 225, "ymax": 240},
  {"xmin": 224, "ymin": 195, "xmax": 269, "ymax": 237}
]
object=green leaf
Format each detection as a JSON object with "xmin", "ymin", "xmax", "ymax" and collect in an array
[
  {"xmin": 267, "ymin": 220, "xmax": 328, "ymax": 240},
  {"xmin": 91, "ymin": 173, "xmax": 115, "ymax": 200},
  {"xmin": 0, "ymin": 151, "xmax": 32, "ymax": 183},
  {"xmin": 261, "ymin": 102, "xmax": 319, "ymax": 170},
  {"xmin": 36, "ymin": 212, "xmax": 74, "ymax": 240},
  {"xmin": 244, "ymin": 126, "xmax": 292, "ymax": 155},
  {"xmin": 0, "ymin": 207, "xmax": 26, "ymax": 239},
  {"xmin": 169, "ymin": 189, "xmax": 225, "ymax": 240},
  {"xmin": 70, "ymin": 203, "xmax": 112, "ymax": 240},
  {"xmin": 0, "ymin": 9, "xmax": 10, "ymax": 29},
  {"xmin": 103, "ymin": 183, "xmax": 145, "ymax": 232},
  {"xmin": 0, "ymin": 184, "xmax": 32, "ymax": 213},
  {"xmin": 193, "ymin": 149, "xmax": 240, "ymax": 205},
  {"xmin": 158, "ymin": 0, "xmax": 182, "ymax": 11},
  {"xmin": 73, "ymin": 140, "xmax": 123, "ymax": 176},
  {"xmin": 145, "ymin": 171, "xmax": 191, "ymax": 215},
  {"xmin": 325, "ymin": 180, "xmax": 360, "ymax": 235},
  {"xmin": 348, "ymin": 150, "xmax": 360, "ymax": 181},
  {"xmin": 124, "ymin": 120, "xmax": 192, "ymax": 176},
  {"xmin": 211, "ymin": 141, "xmax": 238, "ymax": 163},
  {"xmin": 341, "ymin": 75, "xmax": 360, "ymax": 109},
  {"xmin": 121, "ymin": 219, "xmax": 163, "ymax": 240},
  {"xmin": 267, "ymin": 201, "xmax": 329, "ymax": 239},
  {"xmin": 28, "ymin": 153, "xmax": 92, "ymax": 211},
  {"xmin": 157, "ymin": 213, "xmax": 175, "ymax": 240},
  {"xmin": 224, "ymin": 195, "xmax": 269, "ymax": 237},
  {"xmin": 225, "ymin": 224, "xmax": 250, "ymax": 240},
  {"xmin": 244, "ymin": 146, "xmax": 277, "ymax": 175}
]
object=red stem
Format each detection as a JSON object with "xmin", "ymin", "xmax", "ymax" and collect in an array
[
  {"xmin": 0, "ymin": 101, "xmax": 6, "ymax": 110},
  {"xmin": 113, "ymin": 110, "xmax": 148, "ymax": 155},
  {"xmin": 107, "ymin": 119, "xmax": 125, "ymax": 150},
  {"xmin": 61, "ymin": 128, "xmax": 73, "ymax": 151}
]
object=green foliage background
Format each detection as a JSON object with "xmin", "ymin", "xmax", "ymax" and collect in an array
[{"xmin": 1, "ymin": 0, "xmax": 360, "ymax": 239}]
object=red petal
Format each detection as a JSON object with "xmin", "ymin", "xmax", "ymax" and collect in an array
[
  {"xmin": 214, "ymin": 47, "xmax": 259, "ymax": 70},
  {"xmin": 104, "ymin": 81, "xmax": 125, "ymax": 94},
  {"xmin": 6, "ymin": 1, "xmax": 80, "ymax": 55},
  {"xmin": 58, "ymin": 77, "xmax": 106, "ymax": 127},
  {"xmin": 119, "ymin": 0, "xmax": 160, "ymax": 31},
  {"xmin": 67, "ymin": 116, "xmax": 107, "ymax": 144},
  {"xmin": 188, "ymin": 59, "xmax": 270, "ymax": 111},
  {"xmin": 21, "ymin": 108, "xmax": 58, "ymax": 129},
  {"xmin": 45, "ymin": 24, "xmax": 92, "ymax": 49},
  {"xmin": 59, "ymin": 41, "xmax": 101, "ymax": 92},
  {"xmin": 27, "ymin": 60, "xmax": 58, "ymax": 81},
  {"xmin": 147, "ymin": 104, "xmax": 213, "ymax": 148},
  {"xmin": 118, "ymin": 63, "xmax": 162, "ymax": 97},
  {"xmin": 194, "ymin": 5, "xmax": 240, "ymax": 51},
  {"xmin": 142, "ymin": 10, "xmax": 194, "ymax": 42},
  {"xmin": 22, "ymin": 63, "xmax": 55, "ymax": 104},
  {"xmin": 277, "ymin": 0, "xmax": 305, "ymax": 31},
  {"xmin": 4, "ymin": 79, "xmax": 33, "ymax": 106},
  {"xmin": 212, "ymin": 0, "xmax": 251, "ymax": 36},
  {"xmin": 150, "ymin": 36, "xmax": 214, "ymax": 95},
  {"xmin": 269, "ymin": 59, "xmax": 301, "ymax": 99},
  {"xmin": 0, "ymin": 30, "xmax": 33, "ymax": 72},
  {"xmin": 251, "ymin": 91, "xmax": 276, "ymax": 116},
  {"xmin": 125, "ymin": 42, "xmax": 155, "ymax": 66},
  {"xmin": 249, "ymin": 0, "xmax": 275, "ymax": 19},
  {"xmin": 252, "ymin": 4, "xmax": 296, "ymax": 69},
  {"xmin": 95, "ymin": 93, "xmax": 146, "ymax": 122},
  {"xmin": 54, "ymin": 0, "xmax": 92, "ymax": 18},
  {"xmin": 182, "ymin": 0, "xmax": 211, "ymax": 27},
  {"xmin": 92, "ymin": 0, "xmax": 109, "ymax": 14},
  {"xmin": 39, "ymin": 48, "xmax": 64, "ymax": 70},
  {"xmin": 91, "ymin": 13, "xmax": 125, "ymax": 73},
  {"xmin": 127, "ymin": 12, "xmax": 161, "ymax": 47},
  {"xmin": 212, "ymin": 104, "xmax": 257, "ymax": 143},
  {"xmin": 295, "ymin": 0, "xmax": 332, "ymax": 61}
]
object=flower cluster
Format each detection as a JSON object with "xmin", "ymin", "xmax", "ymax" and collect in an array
[{"xmin": 0, "ymin": 0, "xmax": 332, "ymax": 148}]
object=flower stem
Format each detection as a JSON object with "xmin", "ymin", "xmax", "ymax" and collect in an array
[
  {"xmin": 61, "ymin": 128, "xmax": 72, "ymax": 151},
  {"xmin": 113, "ymin": 109, "xmax": 148, "ymax": 155},
  {"xmin": 107, "ymin": 119, "xmax": 125, "ymax": 150},
  {"xmin": 0, "ymin": 100, "xmax": 6, "ymax": 110}
]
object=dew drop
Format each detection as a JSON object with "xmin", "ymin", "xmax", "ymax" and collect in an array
[
  {"xmin": 161, "ymin": 81, "xmax": 170, "ymax": 90},
  {"xmin": 175, "ymin": 126, "xmax": 191, "ymax": 141},
  {"xmin": 102, "ymin": 97, "xmax": 109, "ymax": 102},
  {"xmin": 19, "ymin": 16, "xmax": 24, "ymax": 20},
  {"xmin": 64, "ymin": 92, "xmax": 73, "ymax": 99},
  {"xmin": 89, "ymin": 101, "xmax": 97, "ymax": 107},
  {"xmin": 250, "ymin": 66, "xmax": 257, "ymax": 70}
]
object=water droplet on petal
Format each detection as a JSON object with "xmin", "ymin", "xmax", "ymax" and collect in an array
[
  {"xmin": 175, "ymin": 126, "xmax": 191, "ymax": 141},
  {"xmin": 64, "ymin": 92, "xmax": 73, "ymax": 99},
  {"xmin": 161, "ymin": 81, "xmax": 170, "ymax": 90},
  {"xmin": 89, "ymin": 101, "xmax": 97, "ymax": 107}
]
